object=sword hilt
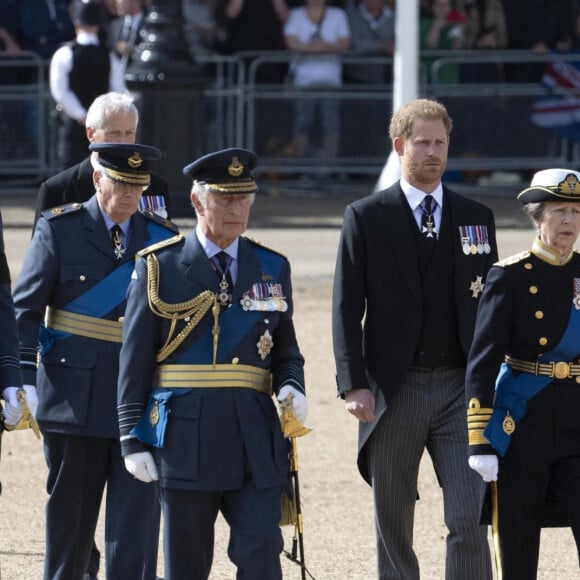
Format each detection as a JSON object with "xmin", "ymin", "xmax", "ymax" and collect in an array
[{"xmin": 16, "ymin": 388, "xmax": 41, "ymax": 439}]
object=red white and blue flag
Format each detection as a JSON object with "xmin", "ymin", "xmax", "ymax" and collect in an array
[{"xmin": 532, "ymin": 55, "xmax": 580, "ymax": 141}]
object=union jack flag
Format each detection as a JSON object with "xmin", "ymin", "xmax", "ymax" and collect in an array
[{"xmin": 532, "ymin": 55, "xmax": 580, "ymax": 141}]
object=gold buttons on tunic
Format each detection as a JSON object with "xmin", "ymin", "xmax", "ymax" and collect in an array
[
  {"xmin": 232, "ymin": 357, "xmax": 239, "ymax": 364},
  {"xmin": 539, "ymin": 337, "xmax": 548, "ymax": 346},
  {"xmin": 529, "ymin": 286, "xmax": 538, "ymax": 294},
  {"xmin": 80, "ymin": 275, "xmax": 86, "ymax": 281},
  {"xmin": 535, "ymin": 311, "xmax": 544, "ymax": 319},
  {"xmin": 524, "ymin": 263, "xmax": 533, "ymax": 270}
]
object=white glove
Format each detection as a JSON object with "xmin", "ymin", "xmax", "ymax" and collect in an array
[
  {"xmin": 2, "ymin": 386, "xmax": 22, "ymax": 426},
  {"xmin": 277, "ymin": 385, "xmax": 308, "ymax": 425},
  {"xmin": 469, "ymin": 454, "xmax": 498, "ymax": 482},
  {"xmin": 22, "ymin": 384, "xmax": 38, "ymax": 418},
  {"xmin": 124, "ymin": 451, "xmax": 159, "ymax": 483}
]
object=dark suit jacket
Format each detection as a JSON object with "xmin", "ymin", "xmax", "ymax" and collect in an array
[
  {"xmin": 332, "ymin": 182, "xmax": 498, "ymax": 481},
  {"xmin": 34, "ymin": 156, "xmax": 170, "ymax": 229}
]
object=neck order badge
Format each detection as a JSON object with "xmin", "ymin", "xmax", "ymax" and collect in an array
[
  {"xmin": 420, "ymin": 195, "xmax": 437, "ymax": 239},
  {"xmin": 111, "ymin": 225, "xmax": 126, "ymax": 261},
  {"xmin": 214, "ymin": 251, "xmax": 233, "ymax": 306}
]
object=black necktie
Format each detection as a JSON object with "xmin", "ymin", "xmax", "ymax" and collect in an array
[
  {"xmin": 420, "ymin": 195, "xmax": 437, "ymax": 240},
  {"xmin": 215, "ymin": 251, "xmax": 233, "ymax": 306},
  {"xmin": 111, "ymin": 225, "xmax": 126, "ymax": 261}
]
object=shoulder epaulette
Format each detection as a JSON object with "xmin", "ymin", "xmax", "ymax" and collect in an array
[
  {"xmin": 246, "ymin": 236, "xmax": 287, "ymax": 259},
  {"xmin": 42, "ymin": 202, "xmax": 84, "ymax": 220},
  {"xmin": 137, "ymin": 234, "xmax": 185, "ymax": 258},
  {"xmin": 496, "ymin": 250, "xmax": 532, "ymax": 268},
  {"xmin": 140, "ymin": 209, "xmax": 179, "ymax": 234}
]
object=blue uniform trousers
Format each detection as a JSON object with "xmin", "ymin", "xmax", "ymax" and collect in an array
[
  {"xmin": 160, "ymin": 481, "xmax": 284, "ymax": 580},
  {"xmin": 43, "ymin": 433, "xmax": 160, "ymax": 580}
]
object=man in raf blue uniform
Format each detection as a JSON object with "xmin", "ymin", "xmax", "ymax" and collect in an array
[
  {"xmin": 13, "ymin": 142, "xmax": 178, "ymax": 580},
  {"xmin": 117, "ymin": 147, "xmax": 308, "ymax": 580}
]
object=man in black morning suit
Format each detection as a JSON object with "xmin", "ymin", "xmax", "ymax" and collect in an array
[
  {"xmin": 33, "ymin": 91, "xmax": 170, "ymax": 230},
  {"xmin": 332, "ymin": 99, "xmax": 497, "ymax": 579}
]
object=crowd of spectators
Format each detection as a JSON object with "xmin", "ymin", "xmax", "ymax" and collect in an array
[
  {"xmin": 2, "ymin": 0, "xmax": 580, "ymax": 178},
  {"xmin": 3, "ymin": 0, "xmax": 580, "ymax": 89}
]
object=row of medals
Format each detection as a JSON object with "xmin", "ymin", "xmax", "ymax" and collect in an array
[{"xmin": 462, "ymin": 238, "xmax": 491, "ymax": 255}]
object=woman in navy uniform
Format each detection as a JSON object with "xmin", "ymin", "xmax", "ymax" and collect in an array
[
  {"xmin": 117, "ymin": 147, "xmax": 307, "ymax": 580},
  {"xmin": 466, "ymin": 168, "xmax": 580, "ymax": 579},
  {"xmin": 13, "ymin": 143, "xmax": 178, "ymax": 580}
]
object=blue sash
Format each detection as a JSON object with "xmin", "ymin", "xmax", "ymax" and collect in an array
[
  {"xmin": 484, "ymin": 304, "xmax": 580, "ymax": 456},
  {"xmin": 131, "ymin": 245, "xmax": 284, "ymax": 447},
  {"xmin": 39, "ymin": 222, "xmax": 174, "ymax": 354}
]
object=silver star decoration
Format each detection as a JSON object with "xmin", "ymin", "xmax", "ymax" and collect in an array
[
  {"xmin": 470, "ymin": 275, "xmax": 484, "ymax": 298},
  {"xmin": 422, "ymin": 220, "xmax": 437, "ymax": 238},
  {"xmin": 114, "ymin": 244, "xmax": 126, "ymax": 260}
]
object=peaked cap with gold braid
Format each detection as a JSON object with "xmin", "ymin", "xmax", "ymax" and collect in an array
[
  {"xmin": 182, "ymin": 147, "xmax": 258, "ymax": 194},
  {"xmin": 90, "ymin": 142, "xmax": 161, "ymax": 187},
  {"xmin": 517, "ymin": 168, "xmax": 580, "ymax": 204}
]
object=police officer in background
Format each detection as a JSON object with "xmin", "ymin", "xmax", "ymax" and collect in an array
[
  {"xmin": 117, "ymin": 148, "xmax": 307, "ymax": 580},
  {"xmin": 49, "ymin": 0, "xmax": 126, "ymax": 170},
  {"xmin": 467, "ymin": 168, "xmax": 580, "ymax": 579},
  {"xmin": 13, "ymin": 143, "xmax": 178, "ymax": 580}
]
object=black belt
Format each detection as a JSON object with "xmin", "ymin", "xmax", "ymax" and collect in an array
[{"xmin": 505, "ymin": 355, "xmax": 580, "ymax": 380}]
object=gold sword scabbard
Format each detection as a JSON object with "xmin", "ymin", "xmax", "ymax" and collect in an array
[{"xmin": 491, "ymin": 481, "xmax": 502, "ymax": 580}]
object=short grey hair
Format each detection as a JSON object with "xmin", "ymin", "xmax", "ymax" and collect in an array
[
  {"xmin": 191, "ymin": 181, "xmax": 210, "ymax": 209},
  {"xmin": 85, "ymin": 92, "xmax": 138, "ymax": 130},
  {"xmin": 522, "ymin": 202, "xmax": 545, "ymax": 226}
]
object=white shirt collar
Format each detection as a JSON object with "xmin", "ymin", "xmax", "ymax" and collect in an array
[
  {"xmin": 76, "ymin": 31, "xmax": 100, "ymax": 46},
  {"xmin": 400, "ymin": 177, "xmax": 443, "ymax": 212}
]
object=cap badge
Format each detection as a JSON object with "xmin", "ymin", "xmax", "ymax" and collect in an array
[
  {"xmin": 228, "ymin": 156, "xmax": 244, "ymax": 177},
  {"xmin": 128, "ymin": 152, "xmax": 143, "ymax": 168},
  {"xmin": 560, "ymin": 173, "xmax": 580, "ymax": 194}
]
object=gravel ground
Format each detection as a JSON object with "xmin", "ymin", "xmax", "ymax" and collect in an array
[{"xmin": 0, "ymin": 192, "xmax": 578, "ymax": 579}]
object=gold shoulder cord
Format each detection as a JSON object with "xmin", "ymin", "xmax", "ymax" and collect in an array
[{"xmin": 146, "ymin": 253, "xmax": 220, "ymax": 364}]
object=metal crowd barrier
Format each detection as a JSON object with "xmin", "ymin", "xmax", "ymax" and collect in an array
[
  {"xmin": 0, "ymin": 51, "xmax": 53, "ymax": 184},
  {"xmin": 1, "ymin": 50, "xmax": 579, "ymax": 194}
]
